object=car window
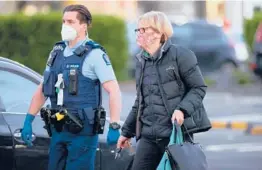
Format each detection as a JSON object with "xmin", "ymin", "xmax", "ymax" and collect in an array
[
  {"xmin": 190, "ymin": 24, "xmax": 229, "ymax": 46},
  {"xmin": 172, "ymin": 24, "xmax": 192, "ymax": 47},
  {"xmin": 193, "ymin": 27, "xmax": 215, "ymax": 40},
  {"xmin": 0, "ymin": 69, "xmax": 39, "ymax": 113}
]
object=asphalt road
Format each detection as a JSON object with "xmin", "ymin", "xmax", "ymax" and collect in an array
[
  {"xmin": 195, "ymin": 129, "xmax": 262, "ymax": 170},
  {"xmin": 102, "ymin": 83, "xmax": 262, "ymax": 170}
]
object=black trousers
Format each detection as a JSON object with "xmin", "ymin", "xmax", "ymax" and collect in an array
[{"xmin": 131, "ymin": 134, "xmax": 193, "ymax": 170}]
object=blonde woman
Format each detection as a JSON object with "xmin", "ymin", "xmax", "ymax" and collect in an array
[{"xmin": 117, "ymin": 11, "xmax": 211, "ymax": 169}]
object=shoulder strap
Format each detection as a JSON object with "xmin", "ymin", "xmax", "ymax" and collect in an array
[
  {"xmin": 85, "ymin": 40, "xmax": 107, "ymax": 53},
  {"xmin": 74, "ymin": 40, "xmax": 107, "ymax": 57}
]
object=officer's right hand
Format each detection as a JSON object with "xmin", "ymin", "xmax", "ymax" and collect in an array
[
  {"xmin": 21, "ymin": 113, "xmax": 35, "ymax": 147},
  {"xmin": 117, "ymin": 135, "xmax": 130, "ymax": 149}
]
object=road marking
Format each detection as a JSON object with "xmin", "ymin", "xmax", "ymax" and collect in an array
[
  {"xmin": 204, "ymin": 93, "xmax": 262, "ymax": 106},
  {"xmin": 230, "ymin": 121, "xmax": 248, "ymax": 130},
  {"xmin": 211, "ymin": 121, "xmax": 228, "ymax": 128},
  {"xmin": 237, "ymin": 96, "xmax": 262, "ymax": 105},
  {"xmin": 250, "ymin": 125, "xmax": 262, "ymax": 135},
  {"xmin": 204, "ymin": 92, "xmax": 233, "ymax": 99},
  {"xmin": 205, "ymin": 143, "xmax": 262, "ymax": 152},
  {"xmin": 210, "ymin": 114, "xmax": 262, "ymax": 134}
]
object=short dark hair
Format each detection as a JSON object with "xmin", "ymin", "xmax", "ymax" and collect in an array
[{"xmin": 63, "ymin": 4, "xmax": 92, "ymax": 26}]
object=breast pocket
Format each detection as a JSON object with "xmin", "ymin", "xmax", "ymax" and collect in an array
[{"xmin": 43, "ymin": 70, "xmax": 56, "ymax": 97}]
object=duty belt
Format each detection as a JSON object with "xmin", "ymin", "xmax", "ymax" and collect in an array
[{"xmin": 40, "ymin": 106, "xmax": 84, "ymax": 135}]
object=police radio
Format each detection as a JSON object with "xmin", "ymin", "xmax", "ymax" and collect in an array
[
  {"xmin": 93, "ymin": 107, "xmax": 106, "ymax": 134},
  {"xmin": 93, "ymin": 83, "xmax": 106, "ymax": 134},
  {"xmin": 69, "ymin": 69, "xmax": 78, "ymax": 95}
]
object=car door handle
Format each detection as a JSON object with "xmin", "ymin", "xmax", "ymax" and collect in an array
[
  {"xmin": 13, "ymin": 128, "xmax": 36, "ymax": 144},
  {"xmin": 14, "ymin": 144, "xmax": 27, "ymax": 149}
]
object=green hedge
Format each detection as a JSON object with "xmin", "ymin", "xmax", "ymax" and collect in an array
[
  {"xmin": 244, "ymin": 12, "xmax": 262, "ymax": 49},
  {"xmin": 0, "ymin": 13, "xmax": 128, "ymax": 79}
]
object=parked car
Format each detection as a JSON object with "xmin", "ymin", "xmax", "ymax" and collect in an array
[
  {"xmin": 171, "ymin": 21, "xmax": 240, "ymax": 75},
  {"xmin": 250, "ymin": 22, "xmax": 262, "ymax": 78},
  {"xmin": 0, "ymin": 57, "xmax": 135, "ymax": 170}
]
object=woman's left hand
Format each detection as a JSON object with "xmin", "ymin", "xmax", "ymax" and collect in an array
[{"xmin": 171, "ymin": 110, "xmax": 184, "ymax": 125}]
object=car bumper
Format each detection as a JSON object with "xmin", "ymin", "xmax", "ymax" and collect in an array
[{"xmin": 254, "ymin": 68, "xmax": 262, "ymax": 75}]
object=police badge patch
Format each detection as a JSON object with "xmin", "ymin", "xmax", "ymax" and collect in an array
[
  {"xmin": 66, "ymin": 63, "xmax": 80, "ymax": 69},
  {"xmin": 102, "ymin": 53, "xmax": 111, "ymax": 66}
]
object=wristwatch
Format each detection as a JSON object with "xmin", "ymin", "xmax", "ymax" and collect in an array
[{"xmin": 109, "ymin": 122, "xmax": 121, "ymax": 130}]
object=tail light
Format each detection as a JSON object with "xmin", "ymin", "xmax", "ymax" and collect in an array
[{"xmin": 249, "ymin": 62, "xmax": 257, "ymax": 70}]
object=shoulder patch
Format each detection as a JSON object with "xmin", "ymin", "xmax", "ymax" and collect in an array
[
  {"xmin": 53, "ymin": 44, "xmax": 64, "ymax": 51},
  {"xmin": 102, "ymin": 53, "xmax": 111, "ymax": 66},
  {"xmin": 53, "ymin": 41, "xmax": 65, "ymax": 51}
]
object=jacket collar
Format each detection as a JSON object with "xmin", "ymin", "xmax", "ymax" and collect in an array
[{"xmin": 136, "ymin": 38, "xmax": 173, "ymax": 62}]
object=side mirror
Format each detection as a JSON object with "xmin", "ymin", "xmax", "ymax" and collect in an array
[{"xmin": 13, "ymin": 128, "xmax": 36, "ymax": 144}]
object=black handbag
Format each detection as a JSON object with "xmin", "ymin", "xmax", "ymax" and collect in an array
[{"xmin": 166, "ymin": 123, "xmax": 208, "ymax": 170}]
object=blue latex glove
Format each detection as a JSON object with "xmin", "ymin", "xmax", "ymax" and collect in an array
[
  {"xmin": 107, "ymin": 127, "xmax": 120, "ymax": 145},
  {"xmin": 21, "ymin": 113, "xmax": 35, "ymax": 147}
]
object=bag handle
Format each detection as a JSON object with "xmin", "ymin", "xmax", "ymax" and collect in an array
[
  {"xmin": 169, "ymin": 122, "xmax": 183, "ymax": 145},
  {"xmin": 182, "ymin": 124, "xmax": 195, "ymax": 143}
]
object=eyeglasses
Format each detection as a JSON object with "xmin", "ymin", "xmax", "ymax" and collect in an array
[
  {"xmin": 134, "ymin": 27, "xmax": 160, "ymax": 35},
  {"xmin": 134, "ymin": 27, "xmax": 150, "ymax": 34}
]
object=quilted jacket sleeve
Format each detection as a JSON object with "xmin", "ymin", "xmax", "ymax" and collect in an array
[
  {"xmin": 175, "ymin": 46, "xmax": 207, "ymax": 117},
  {"xmin": 121, "ymin": 96, "xmax": 139, "ymax": 138}
]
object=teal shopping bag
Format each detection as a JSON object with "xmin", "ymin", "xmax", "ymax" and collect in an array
[{"xmin": 157, "ymin": 123, "xmax": 183, "ymax": 170}]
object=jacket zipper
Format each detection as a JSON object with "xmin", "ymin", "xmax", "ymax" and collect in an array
[
  {"xmin": 155, "ymin": 50, "xmax": 174, "ymax": 141},
  {"xmin": 151, "ymin": 59, "xmax": 157, "ymax": 141},
  {"xmin": 154, "ymin": 51, "xmax": 166, "ymax": 141}
]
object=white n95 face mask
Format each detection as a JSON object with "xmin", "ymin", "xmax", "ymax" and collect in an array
[{"xmin": 61, "ymin": 24, "xmax": 77, "ymax": 41}]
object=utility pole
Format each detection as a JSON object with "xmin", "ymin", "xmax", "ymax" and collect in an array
[
  {"xmin": 137, "ymin": 1, "xmax": 160, "ymax": 13},
  {"xmin": 194, "ymin": 0, "xmax": 206, "ymax": 19}
]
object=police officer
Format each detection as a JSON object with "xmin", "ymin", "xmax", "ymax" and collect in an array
[{"xmin": 21, "ymin": 4, "xmax": 122, "ymax": 170}]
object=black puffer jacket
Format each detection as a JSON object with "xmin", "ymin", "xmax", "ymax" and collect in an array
[{"xmin": 121, "ymin": 39, "xmax": 212, "ymax": 140}]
